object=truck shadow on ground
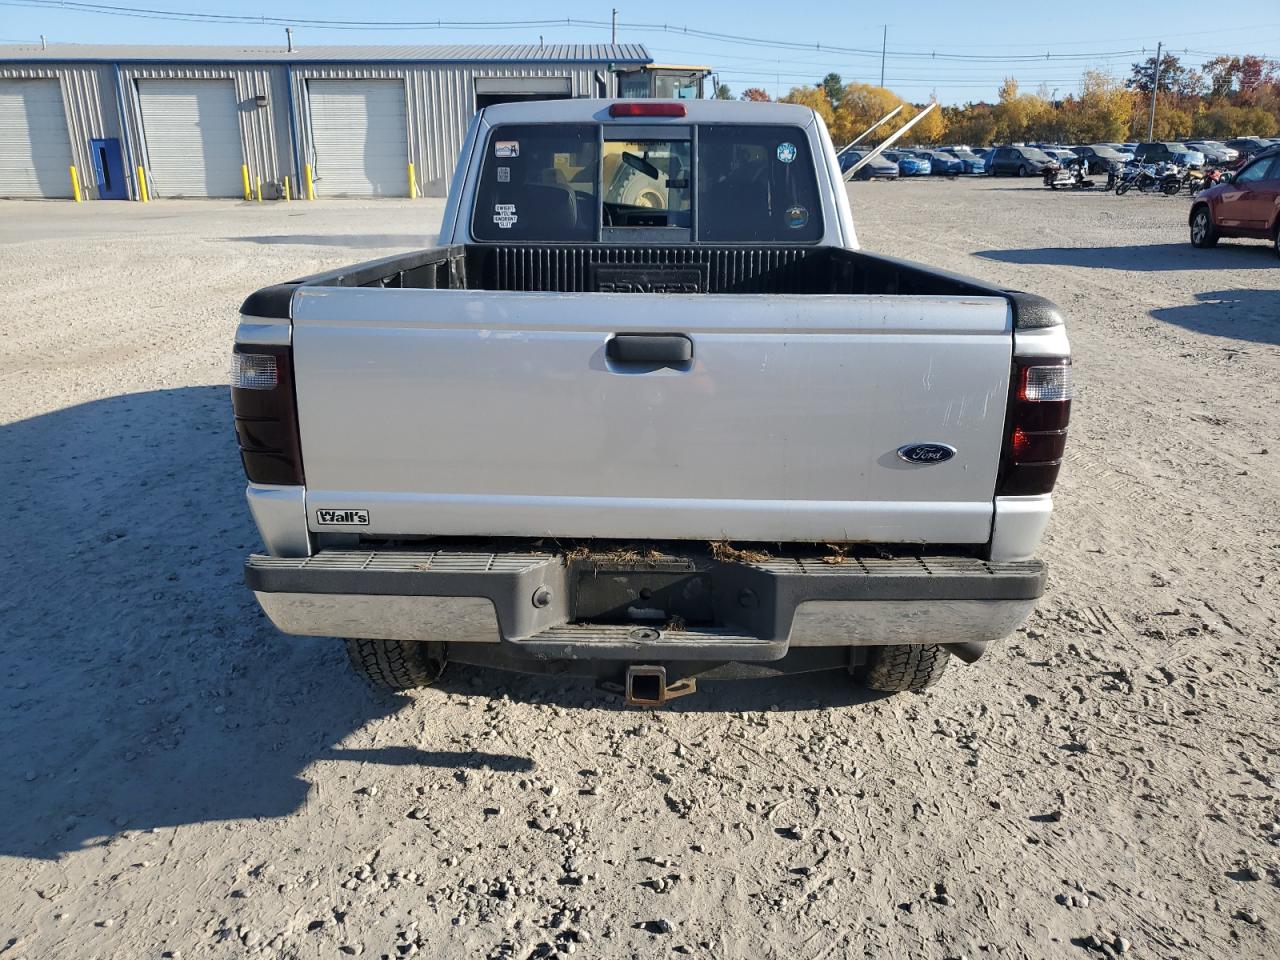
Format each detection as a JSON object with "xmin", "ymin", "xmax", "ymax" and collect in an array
[
  {"xmin": 1, "ymin": 386, "xmax": 892, "ymax": 860},
  {"xmin": 976, "ymin": 242, "xmax": 1277, "ymax": 272},
  {"xmin": 1149, "ymin": 288, "xmax": 1280, "ymax": 347},
  {"xmin": 225, "ymin": 234, "xmax": 432, "ymax": 248},
  {"xmin": 0, "ymin": 386, "xmax": 529, "ymax": 861}
]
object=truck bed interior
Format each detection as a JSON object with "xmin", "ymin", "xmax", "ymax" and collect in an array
[{"xmin": 242, "ymin": 245, "xmax": 1060, "ymax": 327}]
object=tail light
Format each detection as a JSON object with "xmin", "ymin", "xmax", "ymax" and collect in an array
[
  {"xmin": 997, "ymin": 358, "xmax": 1071, "ymax": 496},
  {"xmin": 231, "ymin": 343, "xmax": 304, "ymax": 485}
]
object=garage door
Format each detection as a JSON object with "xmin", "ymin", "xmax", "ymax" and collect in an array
[
  {"xmin": 137, "ymin": 80, "xmax": 243, "ymax": 198},
  {"xmin": 0, "ymin": 79, "xmax": 74, "ymax": 198},
  {"xmin": 308, "ymin": 80, "xmax": 408, "ymax": 197}
]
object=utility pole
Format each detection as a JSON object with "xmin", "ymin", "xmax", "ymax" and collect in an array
[
  {"xmin": 880, "ymin": 26, "xmax": 887, "ymax": 88},
  {"xmin": 1147, "ymin": 41, "xmax": 1162, "ymax": 140},
  {"xmin": 285, "ymin": 26, "xmax": 294, "ymax": 53},
  {"xmin": 612, "ymin": 9, "xmax": 618, "ymax": 45}
]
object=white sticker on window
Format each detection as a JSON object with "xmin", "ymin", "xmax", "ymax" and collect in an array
[
  {"xmin": 776, "ymin": 142, "xmax": 797, "ymax": 163},
  {"xmin": 493, "ymin": 204, "xmax": 518, "ymax": 229},
  {"xmin": 495, "ymin": 141, "xmax": 520, "ymax": 158},
  {"xmin": 496, "ymin": 166, "xmax": 510, "ymax": 182}
]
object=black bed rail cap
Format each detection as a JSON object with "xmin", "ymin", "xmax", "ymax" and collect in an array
[
  {"xmin": 240, "ymin": 283, "xmax": 299, "ymax": 320},
  {"xmin": 1004, "ymin": 291, "xmax": 1065, "ymax": 329}
]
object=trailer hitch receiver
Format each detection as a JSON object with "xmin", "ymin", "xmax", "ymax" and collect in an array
[{"xmin": 625, "ymin": 665, "xmax": 696, "ymax": 707}]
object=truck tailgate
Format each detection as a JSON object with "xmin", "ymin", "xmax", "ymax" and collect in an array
[{"xmin": 291, "ymin": 287, "xmax": 1012, "ymax": 544}]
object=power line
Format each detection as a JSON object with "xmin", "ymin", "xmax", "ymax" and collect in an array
[{"xmin": 0, "ymin": 0, "xmax": 1179, "ymax": 63}]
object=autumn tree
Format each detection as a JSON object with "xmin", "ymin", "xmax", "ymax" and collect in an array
[
  {"xmin": 740, "ymin": 87, "xmax": 771, "ymax": 102},
  {"xmin": 907, "ymin": 102, "xmax": 947, "ymax": 145},
  {"xmin": 778, "ymin": 85, "xmax": 835, "ymax": 129},
  {"xmin": 992, "ymin": 78, "xmax": 1051, "ymax": 142},
  {"xmin": 1071, "ymin": 71, "xmax": 1134, "ymax": 142},
  {"xmin": 829, "ymin": 83, "xmax": 906, "ymax": 146},
  {"xmin": 942, "ymin": 103, "xmax": 997, "ymax": 146}
]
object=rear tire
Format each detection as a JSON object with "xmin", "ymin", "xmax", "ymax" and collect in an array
[
  {"xmin": 861, "ymin": 644, "xmax": 950, "ymax": 692},
  {"xmin": 1189, "ymin": 207, "xmax": 1218, "ymax": 248},
  {"xmin": 345, "ymin": 639, "xmax": 447, "ymax": 691}
]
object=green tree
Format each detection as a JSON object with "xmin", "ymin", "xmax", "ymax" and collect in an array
[
  {"xmin": 1128, "ymin": 52, "xmax": 1201, "ymax": 97},
  {"xmin": 714, "ymin": 83, "xmax": 732, "ymax": 100},
  {"xmin": 821, "ymin": 73, "xmax": 844, "ymax": 109}
]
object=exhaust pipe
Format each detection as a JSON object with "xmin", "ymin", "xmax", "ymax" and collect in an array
[
  {"xmin": 942, "ymin": 641, "xmax": 989, "ymax": 664},
  {"xmin": 625, "ymin": 665, "xmax": 697, "ymax": 706}
]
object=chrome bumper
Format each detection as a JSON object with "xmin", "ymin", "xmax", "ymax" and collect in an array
[{"xmin": 247, "ymin": 547, "xmax": 1044, "ymax": 662}]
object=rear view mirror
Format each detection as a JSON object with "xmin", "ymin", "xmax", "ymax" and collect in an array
[{"xmin": 622, "ymin": 151, "xmax": 661, "ymax": 181}]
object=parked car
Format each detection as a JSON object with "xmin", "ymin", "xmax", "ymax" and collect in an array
[
  {"xmin": 1225, "ymin": 137, "xmax": 1273, "ymax": 161},
  {"xmin": 839, "ymin": 149, "xmax": 899, "ymax": 180},
  {"xmin": 1071, "ymin": 144, "xmax": 1129, "ymax": 174},
  {"xmin": 1185, "ymin": 140, "xmax": 1238, "ymax": 165},
  {"xmin": 1189, "ymin": 145, "xmax": 1280, "ymax": 258},
  {"xmin": 940, "ymin": 146, "xmax": 987, "ymax": 174},
  {"xmin": 911, "ymin": 149, "xmax": 964, "ymax": 175},
  {"xmin": 235, "ymin": 98, "xmax": 1070, "ymax": 701},
  {"xmin": 987, "ymin": 145, "xmax": 1054, "ymax": 177},
  {"xmin": 1042, "ymin": 147, "xmax": 1079, "ymax": 165},
  {"xmin": 882, "ymin": 149, "xmax": 931, "ymax": 176},
  {"xmin": 1134, "ymin": 142, "xmax": 1205, "ymax": 168}
]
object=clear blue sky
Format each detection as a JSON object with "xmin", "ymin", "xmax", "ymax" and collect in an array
[{"xmin": 2, "ymin": 0, "xmax": 1278, "ymax": 104}]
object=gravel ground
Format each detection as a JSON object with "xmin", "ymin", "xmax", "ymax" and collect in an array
[{"xmin": 2, "ymin": 180, "xmax": 1277, "ymax": 960}]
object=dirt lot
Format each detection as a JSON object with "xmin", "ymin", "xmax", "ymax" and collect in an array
[{"xmin": 2, "ymin": 179, "xmax": 1277, "ymax": 960}]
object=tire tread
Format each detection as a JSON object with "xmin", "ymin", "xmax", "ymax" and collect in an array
[
  {"xmin": 863, "ymin": 644, "xmax": 950, "ymax": 693},
  {"xmin": 345, "ymin": 638, "xmax": 445, "ymax": 691}
]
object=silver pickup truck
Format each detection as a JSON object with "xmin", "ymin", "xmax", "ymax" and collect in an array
[{"xmin": 233, "ymin": 100, "xmax": 1072, "ymax": 704}]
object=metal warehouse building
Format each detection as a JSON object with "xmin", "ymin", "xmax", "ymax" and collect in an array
[{"xmin": 0, "ymin": 42, "xmax": 672, "ymax": 201}]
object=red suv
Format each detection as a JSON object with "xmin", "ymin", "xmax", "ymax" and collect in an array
[{"xmin": 1189, "ymin": 146, "xmax": 1280, "ymax": 258}]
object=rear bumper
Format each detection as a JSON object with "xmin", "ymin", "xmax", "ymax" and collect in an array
[{"xmin": 246, "ymin": 548, "xmax": 1044, "ymax": 663}]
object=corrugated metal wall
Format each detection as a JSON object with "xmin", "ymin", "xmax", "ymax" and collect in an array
[
  {"xmin": 0, "ymin": 62, "xmax": 119, "ymax": 198},
  {"xmin": 294, "ymin": 63, "xmax": 615, "ymax": 197},
  {"xmin": 1, "ymin": 57, "xmax": 620, "ymax": 199}
]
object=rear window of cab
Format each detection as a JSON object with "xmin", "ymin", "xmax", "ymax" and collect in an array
[{"xmin": 471, "ymin": 122, "xmax": 825, "ymax": 244}]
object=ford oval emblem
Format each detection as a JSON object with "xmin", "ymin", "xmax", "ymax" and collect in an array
[{"xmin": 897, "ymin": 443, "xmax": 957, "ymax": 465}]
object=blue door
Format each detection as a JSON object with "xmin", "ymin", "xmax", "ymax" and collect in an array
[{"xmin": 89, "ymin": 138, "xmax": 127, "ymax": 199}]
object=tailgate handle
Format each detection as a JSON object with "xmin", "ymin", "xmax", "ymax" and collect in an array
[{"xmin": 607, "ymin": 334, "xmax": 692, "ymax": 366}]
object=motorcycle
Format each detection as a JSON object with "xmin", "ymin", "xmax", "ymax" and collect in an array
[
  {"xmin": 1186, "ymin": 166, "xmax": 1227, "ymax": 195},
  {"xmin": 1043, "ymin": 158, "xmax": 1095, "ymax": 190},
  {"xmin": 1113, "ymin": 161, "xmax": 1182, "ymax": 196}
]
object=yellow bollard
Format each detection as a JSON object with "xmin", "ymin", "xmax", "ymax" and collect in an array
[
  {"xmin": 283, "ymin": 175, "xmax": 291, "ymax": 202},
  {"xmin": 255, "ymin": 175, "xmax": 262, "ymax": 203},
  {"xmin": 241, "ymin": 165, "xmax": 251, "ymax": 201},
  {"xmin": 69, "ymin": 165, "xmax": 82, "ymax": 202},
  {"xmin": 136, "ymin": 166, "xmax": 149, "ymax": 203},
  {"xmin": 408, "ymin": 162, "xmax": 417, "ymax": 199},
  {"xmin": 304, "ymin": 162, "xmax": 315, "ymax": 200}
]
